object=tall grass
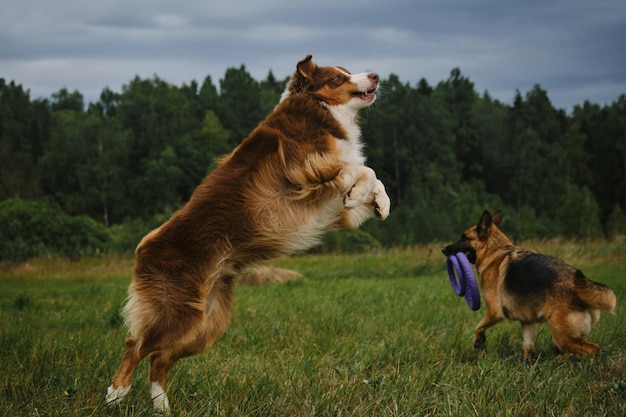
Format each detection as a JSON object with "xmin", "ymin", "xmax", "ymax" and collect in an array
[{"xmin": 1, "ymin": 240, "xmax": 625, "ymax": 416}]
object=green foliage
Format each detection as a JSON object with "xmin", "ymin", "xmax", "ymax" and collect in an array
[
  {"xmin": 552, "ymin": 183, "xmax": 603, "ymax": 238},
  {"xmin": 606, "ymin": 204, "xmax": 626, "ymax": 238},
  {"xmin": 574, "ymin": 96, "xmax": 626, "ymax": 226},
  {"xmin": 216, "ymin": 65, "xmax": 266, "ymax": 147},
  {"xmin": 1, "ymin": 72, "xmax": 625, "ymax": 252},
  {"xmin": 40, "ymin": 109, "xmax": 132, "ymax": 225},
  {"xmin": 0, "ymin": 198, "xmax": 110, "ymax": 261},
  {"xmin": 106, "ymin": 214, "xmax": 170, "ymax": 253},
  {"xmin": 0, "ymin": 80, "xmax": 49, "ymax": 200}
]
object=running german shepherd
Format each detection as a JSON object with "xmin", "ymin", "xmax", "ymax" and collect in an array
[{"xmin": 442, "ymin": 210, "xmax": 616, "ymax": 359}]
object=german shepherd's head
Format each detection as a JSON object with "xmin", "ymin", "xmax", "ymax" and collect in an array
[{"xmin": 441, "ymin": 210, "xmax": 504, "ymax": 264}]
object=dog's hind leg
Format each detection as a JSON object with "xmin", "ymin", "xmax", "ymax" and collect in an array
[
  {"xmin": 149, "ymin": 350, "xmax": 177, "ymax": 413},
  {"xmin": 551, "ymin": 332, "xmax": 599, "ymax": 358},
  {"xmin": 146, "ymin": 274, "xmax": 236, "ymax": 413},
  {"xmin": 107, "ymin": 337, "xmax": 148, "ymax": 405},
  {"xmin": 474, "ymin": 313, "xmax": 503, "ymax": 352},
  {"xmin": 548, "ymin": 310, "xmax": 599, "ymax": 357},
  {"xmin": 521, "ymin": 323, "xmax": 536, "ymax": 360},
  {"xmin": 204, "ymin": 274, "xmax": 235, "ymax": 346}
]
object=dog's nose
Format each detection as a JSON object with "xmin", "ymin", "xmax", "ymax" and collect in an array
[
  {"xmin": 441, "ymin": 248, "xmax": 447, "ymax": 255},
  {"xmin": 368, "ymin": 73, "xmax": 379, "ymax": 83}
]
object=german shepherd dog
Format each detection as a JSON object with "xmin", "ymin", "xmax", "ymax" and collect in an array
[
  {"xmin": 106, "ymin": 55, "xmax": 390, "ymax": 412},
  {"xmin": 442, "ymin": 210, "xmax": 616, "ymax": 359}
]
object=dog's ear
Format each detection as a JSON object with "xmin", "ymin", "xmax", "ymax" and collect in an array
[
  {"xmin": 492, "ymin": 210, "xmax": 502, "ymax": 227},
  {"xmin": 296, "ymin": 54, "xmax": 316, "ymax": 79},
  {"xmin": 477, "ymin": 210, "xmax": 492, "ymax": 240}
]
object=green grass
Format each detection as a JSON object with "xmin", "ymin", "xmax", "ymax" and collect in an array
[{"xmin": 1, "ymin": 241, "xmax": 625, "ymax": 416}]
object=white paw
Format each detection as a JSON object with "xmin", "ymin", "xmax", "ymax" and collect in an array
[
  {"xmin": 372, "ymin": 180, "xmax": 390, "ymax": 220},
  {"xmin": 344, "ymin": 166, "xmax": 377, "ymax": 209},
  {"xmin": 152, "ymin": 382, "xmax": 171, "ymax": 413},
  {"xmin": 106, "ymin": 384, "xmax": 131, "ymax": 405}
]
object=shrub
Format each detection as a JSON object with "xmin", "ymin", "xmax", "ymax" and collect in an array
[
  {"xmin": 106, "ymin": 214, "xmax": 169, "ymax": 253},
  {"xmin": 606, "ymin": 204, "xmax": 626, "ymax": 239},
  {"xmin": 0, "ymin": 198, "xmax": 110, "ymax": 261}
]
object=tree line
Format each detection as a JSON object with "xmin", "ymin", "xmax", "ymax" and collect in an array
[{"xmin": 1, "ymin": 66, "xmax": 625, "ymax": 256}]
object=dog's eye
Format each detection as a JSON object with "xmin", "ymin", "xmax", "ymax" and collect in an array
[{"xmin": 330, "ymin": 75, "xmax": 343, "ymax": 84}]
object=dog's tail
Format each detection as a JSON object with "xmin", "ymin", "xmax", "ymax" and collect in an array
[
  {"xmin": 574, "ymin": 270, "xmax": 617, "ymax": 312},
  {"xmin": 238, "ymin": 265, "xmax": 305, "ymax": 286}
]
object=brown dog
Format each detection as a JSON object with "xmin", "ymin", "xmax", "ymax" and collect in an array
[
  {"xmin": 442, "ymin": 210, "xmax": 616, "ymax": 359},
  {"xmin": 106, "ymin": 55, "xmax": 390, "ymax": 412}
]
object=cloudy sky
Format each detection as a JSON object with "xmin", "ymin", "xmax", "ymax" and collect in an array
[{"xmin": 1, "ymin": 0, "xmax": 625, "ymax": 112}]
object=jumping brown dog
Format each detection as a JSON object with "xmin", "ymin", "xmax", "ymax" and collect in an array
[
  {"xmin": 106, "ymin": 55, "xmax": 390, "ymax": 413},
  {"xmin": 442, "ymin": 210, "xmax": 616, "ymax": 359}
]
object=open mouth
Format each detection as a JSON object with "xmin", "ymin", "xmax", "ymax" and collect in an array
[
  {"xmin": 464, "ymin": 251, "xmax": 477, "ymax": 264},
  {"xmin": 353, "ymin": 88, "xmax": 377, "ymax": 101},
  {"xmin": 442, "ymin": 247, "xmax": 477, "ymax": 264}
]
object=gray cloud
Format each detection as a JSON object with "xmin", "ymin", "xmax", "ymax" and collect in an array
[{"xmin": 1, "ymin": 0, "xmax": 624, "ymax": 111}]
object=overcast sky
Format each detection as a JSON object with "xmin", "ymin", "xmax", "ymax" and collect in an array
[{"xmin": 1, "ymin": 0, "xmax": 625, "ymax": 112}]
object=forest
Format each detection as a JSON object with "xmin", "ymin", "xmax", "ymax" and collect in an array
[{"xmin": 1, "ymin": 66, "xmax": 625, "ymax": 260}]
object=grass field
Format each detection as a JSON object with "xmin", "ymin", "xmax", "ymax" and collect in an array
[{"xmin": 1, "ymin": 240, "xmax": 625, "ymax": 416}]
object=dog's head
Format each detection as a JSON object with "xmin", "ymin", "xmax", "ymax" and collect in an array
[
  {"xmin": 441, "ymin": 210, "xmax": 503, "ymax": 264},
  {"xmin": 280, "ymin": 54, "xmax": 379, "ymax": 110}
]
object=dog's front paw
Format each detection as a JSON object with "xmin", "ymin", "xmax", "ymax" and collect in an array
[
  {"xmin": 372, "ymin": 180, "xmax": 390, "ymax": 220},
  {"xmin": 473, "ymin": 339, "xmax": 486, "ymax": 352},
  {"xmin": 343, "ymin": 166, "xmax": 376, "ymax": 209}
]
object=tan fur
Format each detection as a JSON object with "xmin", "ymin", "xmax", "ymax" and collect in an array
[
  {"xmin": 238, "ymin": 264, "xmax": 304, "ymax": 286},
  {"xmin": 442, "ymin": 210, "xmax": 616, "ymax": 359},
  {"xmin": 106, "ymin": 55, "xmax": 390, "ymax": 412}
]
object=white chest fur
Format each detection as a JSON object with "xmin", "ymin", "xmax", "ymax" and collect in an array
[{"xmin": 327, "ymin": 106, "xmax": 367, "ymax": 166}]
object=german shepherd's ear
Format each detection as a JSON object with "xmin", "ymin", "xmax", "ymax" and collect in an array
[
  {"xmin": 477, "ymin": 210, "xmax": 492, "ymax": 240},
  {"xmin": 492, "ymin": 210, "xmax": 502, "ymax": 227}
]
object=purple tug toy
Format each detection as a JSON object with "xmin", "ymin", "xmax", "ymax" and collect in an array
[{"xmin": 446, "ymin": 252, "xmax": 481, "ymax": 311}]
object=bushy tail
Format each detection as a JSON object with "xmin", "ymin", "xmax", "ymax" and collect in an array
[
  {"xmin": 575, "ymin": 269, "xmax": 617, "ymax": 312},
  {"xmin": 238, "ymin": 265, "xmax": 305, "ymax": 286}
]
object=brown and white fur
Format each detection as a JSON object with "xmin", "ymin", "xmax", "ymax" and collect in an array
[
  {"xmin": 442, "ymin": 210, "xmax": 616, "ymax": 360},
  {"xmin": 106, "ymin": 54, "xmax": 390, "ymax": 412}
]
